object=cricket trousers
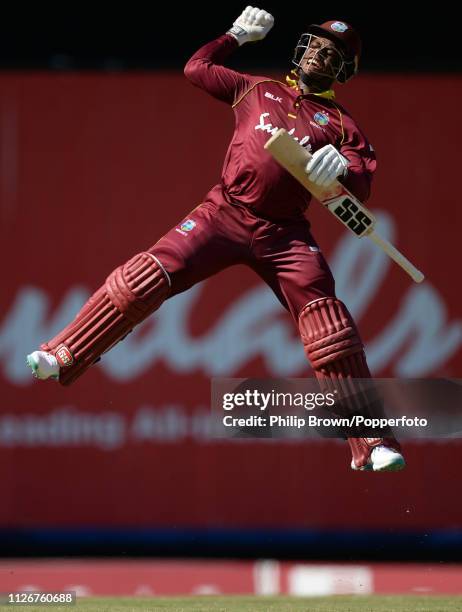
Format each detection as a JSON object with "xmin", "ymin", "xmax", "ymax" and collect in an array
[
  {"xmin": 153, "ymin": 193, "xmax": 336, "ymax": 317},
  {"xmin": 42, "ymin": 187, "xmax": 400, "ymax": 467}
]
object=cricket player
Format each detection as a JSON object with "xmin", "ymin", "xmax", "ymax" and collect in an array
[{"xmin": 27, "ymin": 7, "xmax": 405, "ymax": 472}]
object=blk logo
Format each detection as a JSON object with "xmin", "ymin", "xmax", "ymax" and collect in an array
[{"xmin": 265, "ymin": 92, "xmax": 283, "ymax": 103}]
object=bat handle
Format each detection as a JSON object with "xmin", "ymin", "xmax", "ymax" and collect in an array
[{"xmin": 368, "ymin": 231, "xmax": 425, "ymax": 283}]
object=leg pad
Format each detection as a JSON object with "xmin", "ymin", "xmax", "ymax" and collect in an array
[
  {"xmin": 42, "ymin": 253, "xmax": 170, "ymax": 385},
  {"xmin": 299, "ymin": 297, "xmax": 366, "ymax": 374},
  {"xmin": 299, "ymin": 297, "xmax": 400, "ymax": 468}
]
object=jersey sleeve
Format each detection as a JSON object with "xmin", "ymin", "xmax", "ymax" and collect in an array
[
  {"xmin": 338, "ymin": 114, "xmax": 377, "ymax": 203},
  {"xmin": 184, "ymin": 34, "xmax": 254, "ymax": 105}
]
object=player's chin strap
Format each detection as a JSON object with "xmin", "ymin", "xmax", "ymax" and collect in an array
[{"xmin": 285, "ymin": 70, "xmax": 335, "ymax": 100}]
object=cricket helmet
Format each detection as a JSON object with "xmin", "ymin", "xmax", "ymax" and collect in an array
[{"xmin": 293, "ymin": 20, "xmax": 361, "ymax": 83}]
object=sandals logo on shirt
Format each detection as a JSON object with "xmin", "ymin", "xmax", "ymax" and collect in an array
[
  {"xmin": 176, "ymin": 218, "xmax": 197, "ymax": 236},
  {"xmin": 255, "ymin": 112, "xmax": 312, "ymax": 148}
]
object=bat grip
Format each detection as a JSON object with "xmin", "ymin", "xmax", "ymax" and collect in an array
[{"xmin": 368, "ymin": 231, "xmax": 425, "ymax": 283}]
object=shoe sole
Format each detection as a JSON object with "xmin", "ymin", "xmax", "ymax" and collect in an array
[
  {"xmin": 26, "ymin": 354, "xmax": 40, "ymax": 378},
  {"xmin": 351, "ymin": 456, "xmax": 406, "ymax": 472},
  {"xmin": 26, "ymin": 353, "xmax": 59, "ymax": 381},
  {"xmin": 373, "ymin": 456, "xmax": 406, "ymax": 472}
]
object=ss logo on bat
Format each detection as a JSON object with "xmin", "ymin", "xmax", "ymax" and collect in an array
[{"xmin": 332, "ymin": 197, "xmax": 373, "ymax": 236}]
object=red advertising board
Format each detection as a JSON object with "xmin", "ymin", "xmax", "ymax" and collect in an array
[
  {"xmin": 0, "ymin": 72, "xmax": 461, "ymax": 534},
  {"xmin": 1, "ymin": 559, "xmax": 462, "ymax": 596}
]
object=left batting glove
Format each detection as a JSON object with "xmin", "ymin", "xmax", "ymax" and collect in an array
[
  {"xmin": 306, "ymin": 144, "xmax": 349, "ymax": 187},
  {"xmin": 227, "ymin": 6, "xmax": 274, "ymax": 46}
]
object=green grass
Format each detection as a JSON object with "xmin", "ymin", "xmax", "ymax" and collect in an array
[{"xmin": 1, "ymin": 595, "xmax": 461, "ymax": 612}]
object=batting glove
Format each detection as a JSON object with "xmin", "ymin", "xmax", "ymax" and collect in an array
[
  {"xmin": 227, "ymin": 6, "xmax": 274, "ymax": 46},
  {"xmin": 306, "ymin": 144, "xmax": 349, "ymax": 187}
]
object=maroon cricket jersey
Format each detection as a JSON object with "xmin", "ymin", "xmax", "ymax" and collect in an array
[{"xmin": 184, "ymin": 35, "xmax": 376, "ymax": 220}]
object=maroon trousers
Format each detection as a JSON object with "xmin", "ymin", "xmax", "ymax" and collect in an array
[
  {"xmin": 150, "ymin": 193, "xmax": 336, "ymax": 321},
  {"xmin": 42, "ymin": 190, "xmax": 400, "ymax": 467}
]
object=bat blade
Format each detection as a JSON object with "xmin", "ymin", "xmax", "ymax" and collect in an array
[{"xmin": 264, "ymin": 128, "xmax": 425, "ymax": 283}]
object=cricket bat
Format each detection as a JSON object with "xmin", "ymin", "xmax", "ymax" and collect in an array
[{"xmin": 264, "ymin": 128, "xmax": 424, "ymax": 283}]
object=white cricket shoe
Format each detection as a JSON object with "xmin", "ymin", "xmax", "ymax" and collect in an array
[
  {"xmin": 351, "ymin": 445, "xmax": 406, "ymax": 472},
  {"xmin": 26, "ymin": 351, "xmax": 59, "ymax": 381}
]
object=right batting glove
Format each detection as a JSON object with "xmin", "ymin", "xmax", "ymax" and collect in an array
[
  {"xmin": 227, "ymin": 6, "xmax": 274, "ymax": 46},
  {"xmin": 306, "ymin": 145, "xmax": 349, "ymax": 188}
]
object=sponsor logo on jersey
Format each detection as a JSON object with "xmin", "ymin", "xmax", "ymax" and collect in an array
[
  {"xmin": 265, "ymin": 92, "xmax": 283, "ymax": 103},
  {"xmin": 331, "ymin": 21, "xmax": 348, "ymax": 32},
  {"xmin": 255, "ymin": 112, "xmax": 312, "ymax": 149},
  {"xmin": 313, "ymin": 111, "xmax": 329, "ymax": 126},
  {"xmin": 55, "ymin": 344, "xmax": 73, "ymax": 367},
  {"xmin": 176, "ymin": 218, "xmax": 196, "ymax": 236}
]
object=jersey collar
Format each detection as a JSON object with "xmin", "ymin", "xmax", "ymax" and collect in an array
[
  {"xmin": 285, "ymin": 74, "xmax": 335, "ymax": 100},
  {"xmin": 313, "ymin": 89, "xmax": 336, "ymax": 100}
]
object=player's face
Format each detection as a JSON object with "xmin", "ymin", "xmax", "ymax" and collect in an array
[{"xmin": 299, "ymin": 35, "xmax": 342, "ymax": 80}]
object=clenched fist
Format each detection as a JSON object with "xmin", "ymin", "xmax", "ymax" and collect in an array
[{"xmin": 227, "ymin": 6, "xmax": 274, "ymax": 46}]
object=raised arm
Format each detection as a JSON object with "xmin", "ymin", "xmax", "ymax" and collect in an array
[{"xmin": 184, "ymin": 6, "xmax": 274, "ymax": 105}]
